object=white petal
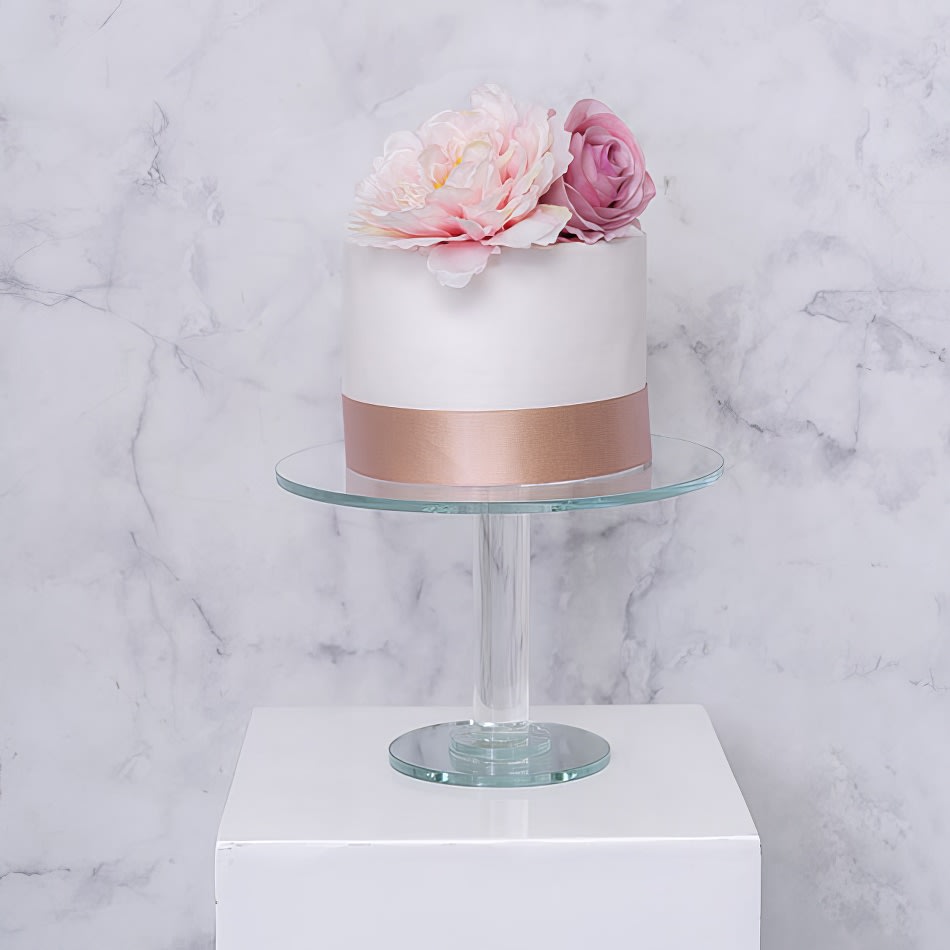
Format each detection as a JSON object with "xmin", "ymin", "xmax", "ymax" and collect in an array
[
  {"xmin": 382, "ymin": 130, "xmax": 423, "ymax": 156},
  {"xmin": 347, "ymin": 228, "xmax": 446, "ymax": 249},
  {"xmin": 487, "ymin": 204, "xmax": 572, "ymax": 248},
  {"xmin": 549, "ymin": 120, "xmax": 573, "ymax": 180},
  {"xmin": 470, "ymin": 84, "xmax": 518, "ymax": 128},
  {"xmin": 426, "ymin": 242, "xmax": 499, "ymax": 288}
]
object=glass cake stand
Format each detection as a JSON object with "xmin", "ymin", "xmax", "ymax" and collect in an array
[{"xmin": 276, "ymin": 435, "xmax": 723, "ymax": 787}]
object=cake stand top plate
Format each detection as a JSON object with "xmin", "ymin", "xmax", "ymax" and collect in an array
[{"xmin": 276, "ymin": 435, "xmax": 723, "ymax": 515}]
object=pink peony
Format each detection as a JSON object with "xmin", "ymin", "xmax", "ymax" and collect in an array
[
  {"xmin": 543, "ymin": 99, "xmax": 655, "ymax": 244},
  {"xmin": 348, "ymin": 85, "xmax": 572, "ymax": 288}
]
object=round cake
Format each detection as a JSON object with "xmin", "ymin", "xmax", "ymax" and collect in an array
[
  {"xmin": 342, "ymin": 85, "xmax": 656, "ymax": 486},
  {"xmin": 342, "ymin": 234, "xmax": 650, "ymax": 486}
]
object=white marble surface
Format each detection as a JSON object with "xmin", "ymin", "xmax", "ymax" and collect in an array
[{"xmin": 1, "ymin": 1, "xmax": 948, "ymax": 947}]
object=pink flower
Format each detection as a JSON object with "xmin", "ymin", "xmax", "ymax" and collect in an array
[
  {"xmin": 348, "ymin": 85, "xmax": 573, "ymax": 287},
  {"xmin": 543, "ymin": 99, "xmax": 655, "ymax": 244}
]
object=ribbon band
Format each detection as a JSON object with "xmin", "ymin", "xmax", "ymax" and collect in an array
[{"xmin": 343, "ymin": 387, "xmax": 651, "ymax": 486}]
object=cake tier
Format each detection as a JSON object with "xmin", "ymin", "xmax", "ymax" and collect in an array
[
  {"xmin": 341, "ymin": 236, "xmax": 649, "ymax": 485},
  {"xmin": 343, "ymin": 236, "xmax": 646, "ymax": 411}
]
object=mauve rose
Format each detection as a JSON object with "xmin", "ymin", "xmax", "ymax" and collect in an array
[{"xmin": 543, "ymin": 99, "xmax": 655, "ymax": 243}]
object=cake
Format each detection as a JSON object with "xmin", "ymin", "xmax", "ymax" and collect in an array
[{"xmin": 343, "ymin": 85, "xmax": 656, "ymax": 487}]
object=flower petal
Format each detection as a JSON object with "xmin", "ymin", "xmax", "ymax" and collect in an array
[
  {"xmin": 549, "ymin": 119, "xmax": 573, "ymax": 180},
  {"xmin": 562, "ymin": 224, "xmax": 605, "ymax": 244},
  {"xmin": 564, "ymin": 98, "xmax": 611, "ymax": 129},
  {"xmin": 382, "ymin": 130, "xmax": 424, "ymax": 156},
  {"xmin": 348, "ymin": 229, "xmax": 449, "ymax": 249},
  {"xmin": 426, "ymin": 242, "xmax": 499, "ymax": 289},
  {"xmin": 603, "ymin": 223, "xmax": 640, "ymax": 240},
  {"xmin": 487, "ymin": 204, "xmax": 572, "ymax": 248}
]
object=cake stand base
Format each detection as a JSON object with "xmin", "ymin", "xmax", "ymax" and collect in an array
[
  {"xmin": 388, "ymin": 721, "xmax": 610, "ymax": 787},
  {"xmin": 276, "ymin": 438, "xmax": 724, "ymax": 790}
]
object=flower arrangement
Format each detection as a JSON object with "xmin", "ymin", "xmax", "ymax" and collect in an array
[{"xmin": 348, "ymin": 85, "xmax": 655, "ymax": 288}]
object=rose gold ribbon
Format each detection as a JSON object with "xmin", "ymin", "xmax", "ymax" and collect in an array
[{"xmin": 343, "ymin": 387, "xmax": 651, "ymax": 486}]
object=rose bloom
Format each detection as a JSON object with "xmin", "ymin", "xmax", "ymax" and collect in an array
[
  {"xmin": 543, "ymin": 99, "xmax": 655, "ymax": 243},
  {"xmin": 349, "ymin": 85, "xmax": 572, "ymax": 287}
]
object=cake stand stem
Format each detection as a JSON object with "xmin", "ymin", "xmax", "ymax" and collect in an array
[
  {"xmin": 449, "ymin": 512, "xmax": 547, "ymax": 763},
  {"xmin": 387, "ymin": 513, "xmax": 610, "ymax": 784},
  {"xmin": 472, "ymin": 513, "xmax": 530, "ymax": 727}
]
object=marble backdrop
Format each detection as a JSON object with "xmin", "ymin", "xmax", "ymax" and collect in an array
[{"xmin": 1, "ymin": 0, "xmax": 948, "ymax": 947}]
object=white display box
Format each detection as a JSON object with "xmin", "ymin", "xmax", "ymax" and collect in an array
[{"xmin": 215, "ymin": 705, "xmax": 760, "ymax": 949}]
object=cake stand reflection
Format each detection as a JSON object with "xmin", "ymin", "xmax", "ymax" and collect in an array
[{"xmin": 276, "ymin": 435, "xmax": 723, "ymax": 787}]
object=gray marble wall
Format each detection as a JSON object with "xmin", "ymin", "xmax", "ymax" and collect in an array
[{"xmin": 2, "ymin": 1, "xmax": 948, "ymax": 947}]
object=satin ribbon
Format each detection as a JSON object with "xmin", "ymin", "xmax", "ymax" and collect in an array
[{"xmin": 342, "ymin": 387, "xmax": 651, "ymax": 486}]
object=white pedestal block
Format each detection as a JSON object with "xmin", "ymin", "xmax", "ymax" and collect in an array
[{"xmin": 215, "ymin": 705, "xmax": 760, "ymax": 949}]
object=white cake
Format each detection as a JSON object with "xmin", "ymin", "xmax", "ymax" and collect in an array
[{"xmin": 342, "ymin": 235, "xmax": 650, "ymax": 486}]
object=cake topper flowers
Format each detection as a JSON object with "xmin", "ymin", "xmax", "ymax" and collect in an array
[
  {"xmin": 542, "ymin": 99, "xmax": 655, "ymax": 244},
  {"xmin": 348, "ymin": 85, "xmax": 653, "ymax": 287}
]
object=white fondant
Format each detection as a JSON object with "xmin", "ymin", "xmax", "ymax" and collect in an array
[{"xmin": 343, "ymin": 236, "xmax": 647, "ymax": 411}]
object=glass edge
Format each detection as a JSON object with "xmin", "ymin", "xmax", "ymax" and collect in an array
[{"xmin": 275, "ymin": 456, "xmax": 723, "ymax": 515}]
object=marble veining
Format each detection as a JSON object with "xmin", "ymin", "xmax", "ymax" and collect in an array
[{"xmin": 1, "ymin": 1, "xmax": 949, "ymax": 948}]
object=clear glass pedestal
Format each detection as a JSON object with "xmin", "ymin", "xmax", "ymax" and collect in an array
[{"xmin": 276, "ymin": 436, "xmax": 723, "ymax": 787}]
